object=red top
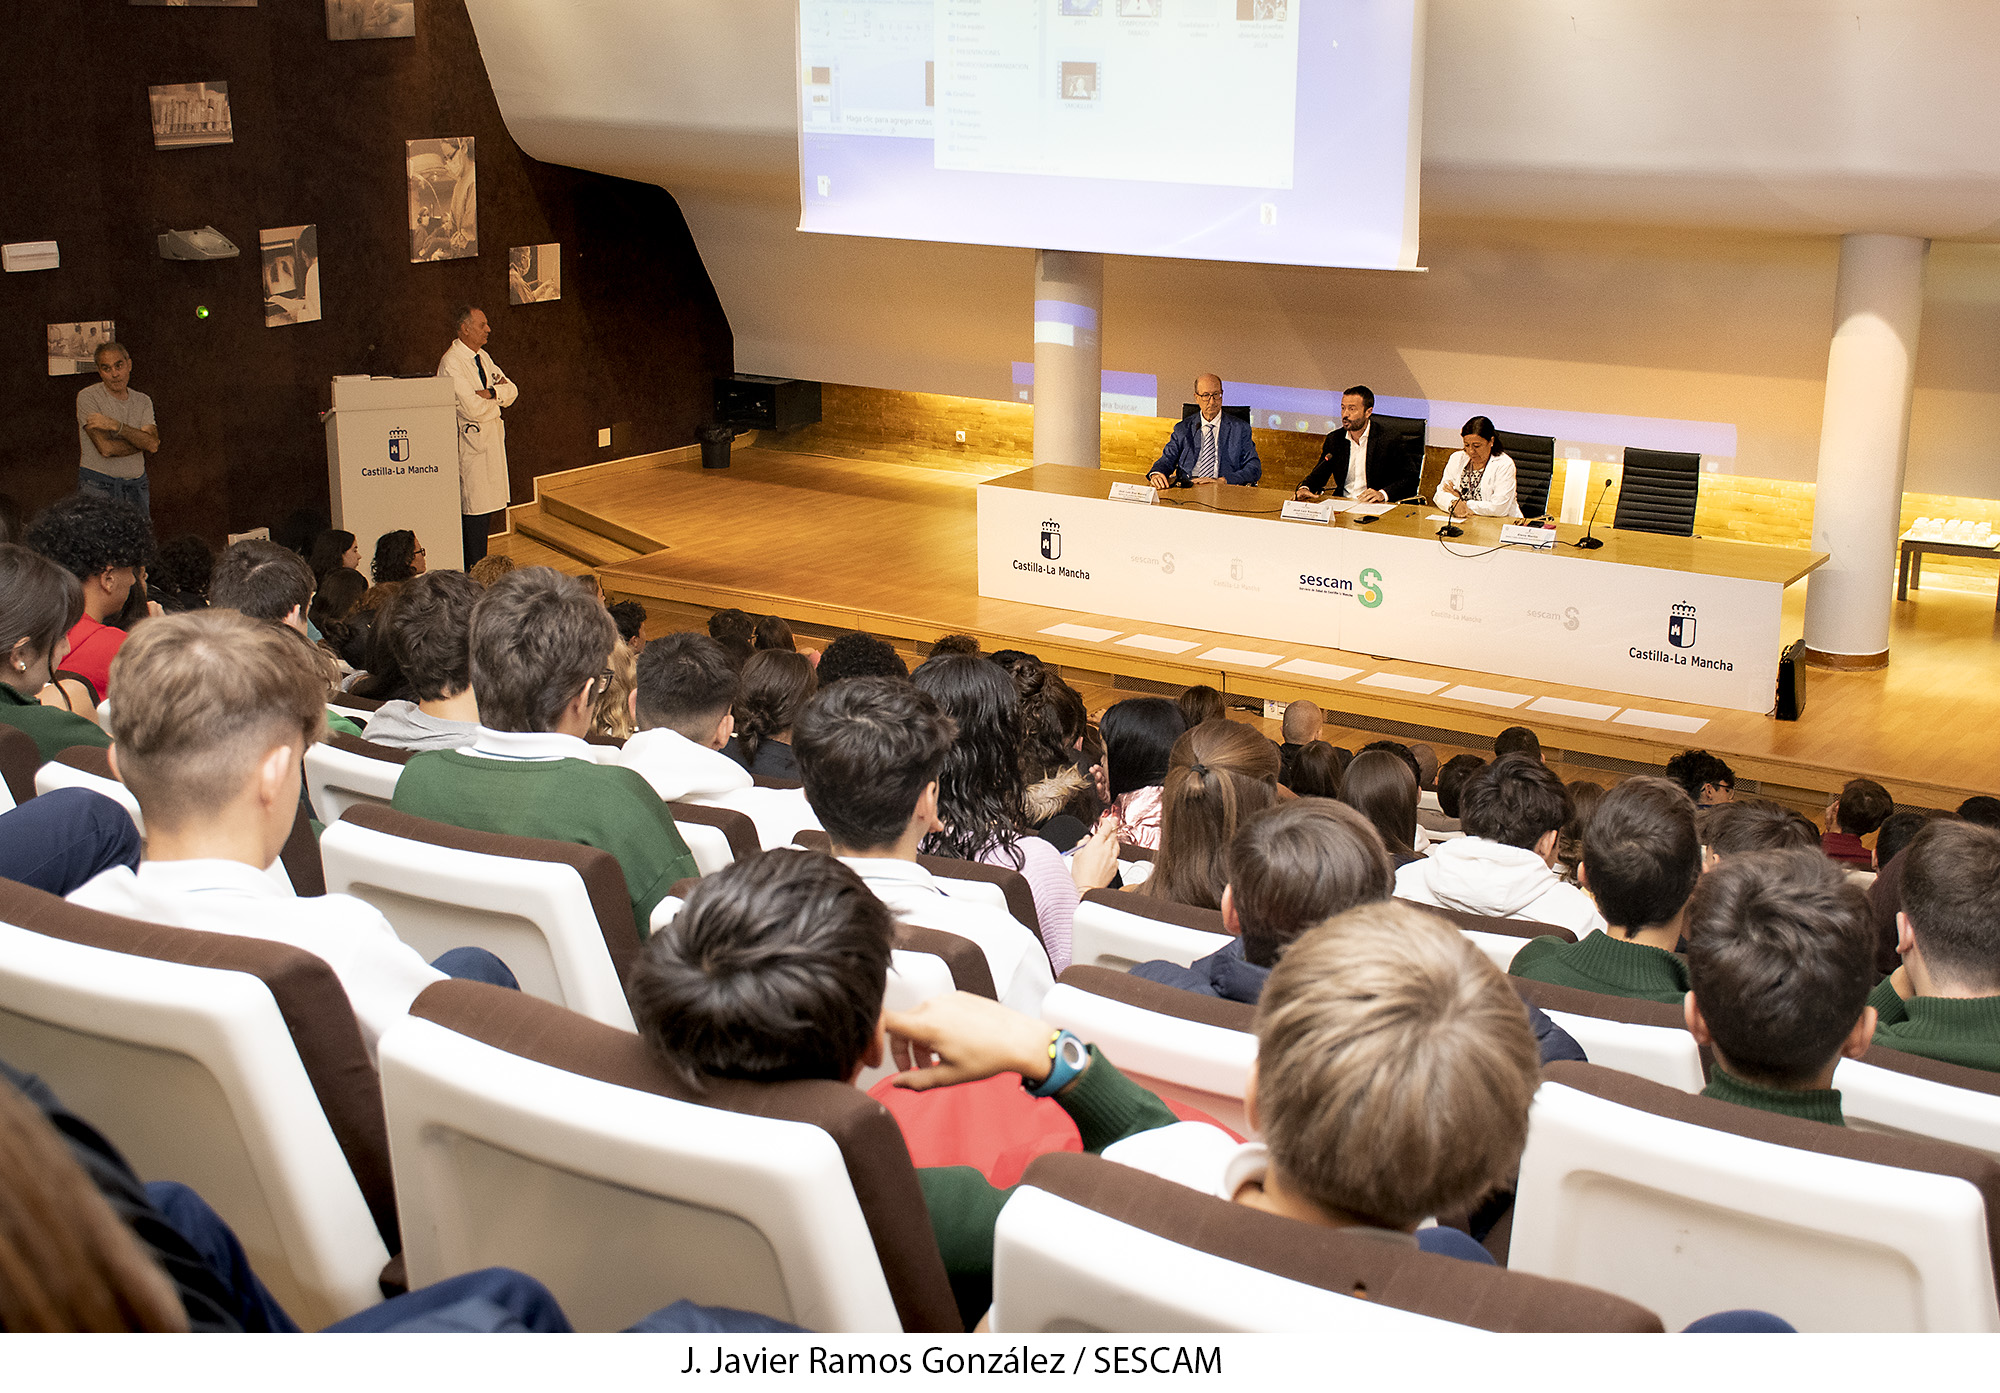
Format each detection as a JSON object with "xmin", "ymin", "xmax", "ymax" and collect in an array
[
  {"xmin": 61, "ymin": 614, "xmax": 125, "ymax": 702},
  {"xmin": 1821, "ymin": 830, "xmax": 1873, "ymax": 872}
]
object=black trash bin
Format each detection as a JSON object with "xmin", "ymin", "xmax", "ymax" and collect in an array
[{"xmin": 700, "ymin": 423, "xmax": 734, "ymax": 470}]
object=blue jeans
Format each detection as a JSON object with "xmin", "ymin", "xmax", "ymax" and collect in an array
[
  {"xmin": 78, "ymin": 467, "xmax": 150, "ymax": 521},
  {"xmin": 0, "ymin": 787, "xmax": 141, "ymax": 895},
  {"xmin": 431, "ymin": 947, "xmax": 519, "ymax": 989}
]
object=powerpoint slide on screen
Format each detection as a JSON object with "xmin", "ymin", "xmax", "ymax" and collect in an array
[{"xmin": 798, "ymin": 0, "xmax": 1421, "ymax": 269}]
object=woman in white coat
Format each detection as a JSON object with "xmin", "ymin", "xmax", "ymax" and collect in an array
[{"xmin": 1434, "ymin": 415, "xmax": 1521, "ymax": 521}]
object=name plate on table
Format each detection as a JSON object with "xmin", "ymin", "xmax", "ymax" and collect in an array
[
  {"xmin": 1108, "ymin": 481, "xmax": 1158, "ymax": 505},
  {"xmin": 1281, "ymin": 499, "xmax": 1336, "ymax": 523},
  {"xmin": 1500, "ymin": 522, "xmax": 1558, "ymax": 550}
]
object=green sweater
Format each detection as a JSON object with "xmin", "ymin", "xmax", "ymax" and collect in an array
[
  {"xmin": 391, "ymin": 750, "xmax": 697, "ymax": 935},
  {"xmin": 1702, "ymin": 1064, "xmax": 1845, "ymax": 1127},
  {"xmin": 1508, "ymin": 929, "xmax": 1690, "ymax": 1005},
  {"xmin": 0, "ymin": 682, "xmax": 111, "ymax": 762},
  {"xmin": 1869, "ymin": 976, "xmax": 2000, "ymax": 1073},
  {"xmin": 918, "ymin": 1049, "xmax": 1178, "ymax": 1325}
]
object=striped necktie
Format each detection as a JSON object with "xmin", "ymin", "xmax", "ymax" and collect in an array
[{"xmin": 1196, "ymin": 418, "xmax": 1219, "ymax": 478}]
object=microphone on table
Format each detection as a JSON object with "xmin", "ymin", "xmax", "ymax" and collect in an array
[
  {"xmin": 1351, "ymin": 494, "xmax": 1428, "ymax": 525},
  {"xmin": 1572, "ymin": 478, "xmax": 1614, "ymax": 551}
]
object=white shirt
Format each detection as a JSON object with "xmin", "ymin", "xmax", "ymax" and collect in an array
[
  {"xmin": 1339, "ymin": 422, "xmax": 1372, "ymax": 499},
  {"xmin": 463, "ymin": 727, "xmax": 595, "ymax": 763},
  {"xmin": 68, "ymin": 860, "xmax": 443, "ymax": 1061},
  {"xmin": 620, "ymin": 726, "xmax": 823, "ymax": 849},
  {"xmin": 837, "ymin": 856, "xmax": 1055, "ymax": 1014},
  {"xmin": 1394, "ymin": 837, "xmax": 1605, "ymax": 936}
]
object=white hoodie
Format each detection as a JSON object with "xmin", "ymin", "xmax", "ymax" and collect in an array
[
  {"xmin": 619, "ymin": 726, "xmax": 822, "ymax": 851},
  {"xmin": 1395, "ymin": 836, "xmax": 1605, "ymax": 936}
]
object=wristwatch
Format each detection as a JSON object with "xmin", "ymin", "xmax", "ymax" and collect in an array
[{"xmin": 1025, "ymin": 1029, "xmax": 1089, "ymax": 1098}]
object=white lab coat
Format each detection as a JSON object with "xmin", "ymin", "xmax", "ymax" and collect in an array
[{"xmin": 438, "ymin": 338, "xmax": 518, "ymax": 516}]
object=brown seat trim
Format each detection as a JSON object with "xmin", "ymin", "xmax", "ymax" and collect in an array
[
  {"xmin": 1542, "ymin": 1061, "xmax": 2000, "ymax": 1282},
  {"xmin": 1080, "ymin": 886, "xmax": 1227, "ymax": 936},
  {"xmin": 1018, "ymin": 1152, "xmax": 1662, "ymax": 1332},
  {"xmin": 667, "ymin": 802, "xmax": 761, "ymax": 865},
  {"xmin": 326, "ymin": 732, "xmax": 413, "ymax": 766},
  {"xmin": 794, "ymin": 829, "xmax": 834, "ymax": 854},
  {"xmin": 0, "ymin": 878, "xmax": 399, "ymax": 1254},
  {"xmin": 282, "ymin": 799, "xmax": 327, "ymax": 897},
  {"xmin": 53, "ymin": 744, "xmax": 117, "ymax": 779},
  {"xmin": 1115, "ymin": 841, "xmax": 1156, "ymax": 864},
  {"xmin": 1509, "ymin": 977, "xmax": 1688, "ymax": 1031},
  {"xmin": 333, "ymin": 693, "xmax": 386, "ymax": 712},
  {"xmin": 1058, "ymin": 964, "xmax": 1255, "ymax": 1034},
  {"xmin": 0, "ymin": 725, "xmax": 41, "ymax": 806},
  {"xmin": 338, "ymin": 805, "xmax": 640, "ymax": 987},
  {"xmin": 1415, "ymin": 902, "xmax": 1576, "ymax": 944},
  {"xmin": 897, "ymin": 924, "xmax": 997, "ymax": 1000},
  {"xmin": 1860, "ymin": 1043, "xmax": 2000, "ymax": 1099},
  {"xmin": 409, "ymin": 980, "xmax": 962, "ymax": 1332},
  {"xmin": 753, "ymin": 775, "xmax": 804, "ymax": 791},
  {"xmin": 914, "ymin": 854, "xmax": 1043, "ymax": 955},
  {"xmin": 584, "ymin": 732, "xmax": 625, "ymax": 749}
]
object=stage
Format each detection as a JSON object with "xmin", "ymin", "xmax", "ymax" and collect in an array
[{"xmin": 539, "ymin": 445, "xmax": 1998, "ymax": 812}]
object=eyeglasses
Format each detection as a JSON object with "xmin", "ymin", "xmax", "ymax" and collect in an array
[{"xmin": 1195, "ymin": 390, "xmax": 1224, "ymax": 400}]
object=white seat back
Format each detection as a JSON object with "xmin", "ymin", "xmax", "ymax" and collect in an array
[
  {"xmin": 932, "ymin": 874, "xmax": 1009, "ymax": 917},
  {"xmin": 1511, "ymin": 1079, "xmax": 2000, "ymax": 1331},
  {"xmin": 1463, "ymin": 928, "xmax": 1531, "ymax": 973},
  {"xmin": 853, "ymin": 949, "xmax": 958, "ymax": 1091},
  {"xmin": 1071, "ymin": 898, "xmax": 1230, "ymax": 974},
  {"xmin": 1837, "ymin": 1057, "xmax": 2000, "ymax": 1164},
  {"xmin": 35, "ymin": 759, "xmax": 143, "ymax": 834},
  {"xmin": 319, "ymin": 818, "xmax": 634, "ymax": 1031},
  {"xmin": 676, "ymin": 819, "xmax": 736, "ymax": 877},
  {"xmin": 0, "ymin": 922, "xmax": 387, "ymax": 1328},
  {"xmin": 991, "ymin": 1185, "xmax": 1459, "ymax": 1334},
  {"xmin": 301, "ymin": 742, "xmax": 403, "ymax": 825},
  {"xmin": 1540, "ymin": 1009, "xmax": 1703, "ymax": 1092},
  {"xmin": 1039, "ymin": 982, "xmax": 1257, "ymax": 1138},
  {"xmin": 378, "ymin": 1016, "xmax": 903, "ymax": 1331}
]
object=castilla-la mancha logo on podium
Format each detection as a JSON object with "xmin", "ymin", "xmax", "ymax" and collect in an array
[
  {"xmin": 1040, "ymin": 520, "xmax": 1061, "ymax": 561},
  {"xmin": 388, "ymin": 427, "xmax": 412, "ymax": 463},
  {"xmin": 1668, "ymin": 602, "xmax": 1698, "ymax": 649}
]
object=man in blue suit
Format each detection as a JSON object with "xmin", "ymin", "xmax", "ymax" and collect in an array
[{"xmin": 1146, "ymin": 374, "xmax": 1262, "ymax": 488}]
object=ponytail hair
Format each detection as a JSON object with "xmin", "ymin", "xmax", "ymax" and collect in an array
[{"xmin": 1138, "ymin": 719, "xmax": 1281, "ymax": 910}]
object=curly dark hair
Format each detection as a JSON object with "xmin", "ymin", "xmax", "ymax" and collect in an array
[
  {"xmin": 912, "ymin": 654, "xmax": 1030, "ymax": 868},
  {"xmin": 24, "ymin": 493, "xmax": 155, "ymax": 582},
  {"xmin": 371, "ymin": 530, "xmax": 421, "ymax": 584}
]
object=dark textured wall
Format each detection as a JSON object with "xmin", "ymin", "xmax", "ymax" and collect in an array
[{"xmin": 0, "ymin": 0, "xmax": 732, "ymax": 544}]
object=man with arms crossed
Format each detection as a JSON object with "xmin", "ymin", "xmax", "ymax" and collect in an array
[
  {"xmin": 1147, "ymin": 374, "xmax": 1261, "ymax": 489},
  {"xmin": 76, "ymin": 343, "xmax": 160, "ymax": 520},
  {"xmin": 438, "ymin": 306, "xmax": 517, "ymax": 566}
]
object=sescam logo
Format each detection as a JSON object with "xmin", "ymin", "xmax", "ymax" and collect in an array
[
  {"xmin": 1297, "ymin": 568, "xmax": 1387, "ymax": 606},
  {"xmin": 1040, "ymin": 519, "xmax": 1062, "ymax": 561},
  {"xmin": 388, "ymin": 427, "xmax": 411, "ymax": 463},
  {"xmin": 1015, "ymin": 520, "xmax": 1090, "ymax": 580},
  {"xmin": 1359, "ymin": 568, "xmax": 1385, "ymax": 609},
  {"xmin": 1668, "ymin": 601, "xmax": 1697, "ymax": 649}
]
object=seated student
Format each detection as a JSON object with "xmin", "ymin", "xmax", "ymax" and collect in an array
[
  {"xmin": 1433, "ymin": 753, "xmax": 1486, "ymax": 828},
  {"xmin": 1681, "ymin": 848, "xmax": 1878, "ymax": 1124},
  {"xmin": 1338, "ymin": 749, "xmax": 1424, "ymax": 870},
  {"xmin": 705, "ymin": 607, "xmax": 755, "ymax": 670},
  {"xmin": 1397, "ymin": 754, "xmax": 1605, "ymax": 936},
  {"xmin": 815, "ymin": 630, "xmax": 908, "ymax": 686},
  {"xmin": 721, "ymin": 649, "xmax": 814, "ymax": 779},
  {"xmin": 633, "ymin": 865, "xmax": 1537, "ymax": 1325},
  {"xmin": 0, "ymin": 544, "xmax": 111, "ymax": 757},
  {"xmin": 1958, "ymin": 795, "xmax": 2000, "ymax": 830},
  {"xmin": 1509, "ymin": 776, "xmax": 1694, "ymax": 1003},
  {"xmin": 66, "ymin": 611, "xmax": 515, "ymax": 1059},
  {"xmin": 930, "ymin": 633, "xmax": 981, "ymax": 658},
  {"xmin": 1666, "ymin": 748, "xmax": 1736, "ymax": 807},
  {"xmin": 23, "ymin": 493, "xmax": 156, "ymax": 702},
  {"xmin": 1556, "ymin": 779, "xmax": 1606, "ymax": 885},
  {"xmin": 1134, "ymin": 720, "xmax": 1281, "ymax": 911},
  {"xmin": 1177, "ymin": 683, "xmax": 1225, "ymax": 729},
  {"xmin": 308, "ymin": 567, "xmax": 371, "ymax": 670},
  {"xmin": 1357, "ymin": 740, "xmax": 1431, "ymax": 850},
  {"xmin": 1701, "ymin": 798, "xmax": 1818, "ymax": 861},
  {"xmin": 1870, "ymin": 820, "xmax": 2000, "ymax": 1071},
  {"xmin": 1493, "ymin": 726, "xmax": 1543, "ymax": 762},
  {"xmin": 1286, "ymin": 741, "xmax": 1343, "ymax": 799},
  {"xmin": 1098, "ymin": 696, "xmax": 1186, "ymax": 850},
  {"xmin": 207, "ymin": 538, "xmax": 358, "ymax": 733},
  {"xmin": 792, "ymin": 677, "xmax": 1055, "ymax": 1013},
  {"xmin": 361, "ymin": 572, "xmax": 483, "ymax": 751},
  {"xmin": 607, "ymin": 599, "xmax": 646, "ymax": 654},
  {"xmin": 1822, "ymin": 778, "xmax": 1893, "ymax": 871},
  {"xmin": 1276, "ymin": 698, "xmax": 1322, "ymax": 791},
  {"xmin": 1873, "ymin": 809, "xmax": 1935, "ymax": 872},
  {"xmin": 390, "ymin": 567, "xmax": 698, "ymax": 935}
]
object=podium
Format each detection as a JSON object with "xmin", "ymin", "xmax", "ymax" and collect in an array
[{"xmin": 324, "ymin": 376, "xmax": 463, "ymax": 574}]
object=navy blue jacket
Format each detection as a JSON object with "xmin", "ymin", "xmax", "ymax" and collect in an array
[{"xmin": 1150, "ymin": 411, "xmax": 1261, "ymax": 487}]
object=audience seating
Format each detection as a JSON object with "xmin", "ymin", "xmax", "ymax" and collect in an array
[
  {"xmin": 35, "ymin": 744, "xmax": 144, "ymax": 833},
  {"xmin": 1837, "ymin": 1046, "xmax": 2000, "ymax": 1163},
  {"xmin": 319, "ymin": 805, "xmax": 640, "ymax": 1031},
  {"xmin": 302, "ymin": 734, "xmax": 409, "ymax": 824},
  {"xmin": 0, "ymin": 881, "xmax": 395, "ymax": 1328},
  {"xmin": 1510, "ymin": 977, "xmax": 1704, "ymax": 1092},
  {"xmin": 1612, "ymin": 447, "xmax": 1702, "ymax": 537},
  {"xmin": 1411, "ymin": 904, "xmax": 1576, "ymax": 974},
  {"xmin": 664, "ymin": 801, "xmax": 761, "ymax": 876},
  {"xmin": 1042, "ymin": 966, "xmax": 1257, "ymax": 1138},
  {"xmin": 991, "ymin": 1152, "xmax": 1663, "ymax": 1333},
  {"xmin": 326, "ymin": 693, "xmax": 384, "ymax": 725},
  {"xmin": 0, "ymin": 724, "xmax": 39, "ymax": 812},
  {"xmin": 1511, "ymin": 1062, "xmax": 2000, "ymax": 1331},
  {"xmin": 793, "ymin": 829, "xmax": 1047, "ymax": 957},
  {"xmin": 1071, "ymin": 890, "xmax": 1231, "ymax": 973},
  {"xmin": 380, "ymin": 980, "xmax": 963, "ymax": 1333}
]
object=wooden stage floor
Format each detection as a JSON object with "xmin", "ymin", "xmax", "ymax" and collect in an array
[{"xmin": 576, "ymin": 447, "xmax": 2000, "ymax": 811}]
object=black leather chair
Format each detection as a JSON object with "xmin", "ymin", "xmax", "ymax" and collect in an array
[
  {"xmin": 1496, "ymin": 430, "xmax": 1556, "ymax": 520},
  {"xmin": 1613, "ymin": 447, "xmax": 1702, "ymax": 536}
]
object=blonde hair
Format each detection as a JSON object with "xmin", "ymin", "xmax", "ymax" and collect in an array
[
  {"xmin": 1254, "ymin": 901, "xmax": 1541, "ymax": 1229},
  {"xmin": 591, "ymin": 639, "xmax": 637, "ymax": 741},
  {"xmin": 0, "ymin": 1077, "xmax": 186, "ymax": 1331},
  {"xmin": 107, "ymin": 610, "xmax": 327, "ymax": 831},
  {"xmin": 467, "ymin": 554, "xmax": 517, "ymax": 587}
]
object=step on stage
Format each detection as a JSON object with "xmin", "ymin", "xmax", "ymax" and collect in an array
[{"xmin": 564, "ymin": 446, "xmax": 2000, "ymax": 811}]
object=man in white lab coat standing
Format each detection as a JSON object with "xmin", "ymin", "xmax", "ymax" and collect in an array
[{"xmin": 438, "ymin": 306, "xmax": 517, "ymax": 566}]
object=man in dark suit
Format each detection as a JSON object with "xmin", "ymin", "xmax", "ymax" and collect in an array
[
  {"xmin": 1295, "ymin": 384, "xmax": 1417, "ymax": 504},
  {"xmin": 1147, "ymin": 374, "xmax": 1261, "ymax": 488}
]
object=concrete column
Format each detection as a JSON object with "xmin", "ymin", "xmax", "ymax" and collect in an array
[
  {"xmin": 1031, "ymin": 250, "xmax": 1104, "ymax": 468},
  {"xmin": 1801, "ymin": 233, "xmax": 1928, "ymax": 670}
]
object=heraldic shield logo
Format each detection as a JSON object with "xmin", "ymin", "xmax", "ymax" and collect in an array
[
  {"xmin": 1668, "ymin": 602, "xmax": 1698, "ymax": 649},
  {"xmin": 1040, "ymin": 520, "xmax": 1061, "ymax": 561},
  {"xmin": 388, "ymin": 427, "xmax": 412, "ymax": 463}
]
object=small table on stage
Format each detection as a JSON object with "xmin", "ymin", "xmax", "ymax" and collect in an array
[
  {"xmin": 976, "ymin": 467, "xmax": 1826, "ymax": 715},
  {"xmin": 1898, "ymin": 536, "xmax": 2000, "ymax": 610}
]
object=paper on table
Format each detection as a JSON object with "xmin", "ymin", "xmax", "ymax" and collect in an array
[
  {"xmin": 1441, "ymin": 685, "xmax": 1531, "ymax": 709},
  {"xmin": 1038, "ymin": 623, "xmax": 1121, "ymax": 643},
  {"xmin": 1197, "ymin": 647, "xmax": 1283, "ymax": 668},
  {"xmin": 1345, "ymin": 503, "xmax": 1394, "ymax": 518},
  {"xmin": 1612, "ymin": 709, "xmax": 1710, "ymax": 734},
  {"xmin": 1528, "ymin": 696, "xmax": 1620, "ymax": 721},
  {"xmin": 1276, "ymin": 658, "xmax": 1363, "ymax": 682},
  {"xmin": 1425, "ymin": 514, "xmax": 1454, "ymax": 522},
  {"xmin": 1117, "ymin": 633, "xmax": 1200, "ymax": 655},
  {"xmin": 1360, "ymin": 673, "xmax": 1450, "ymax": 696}
]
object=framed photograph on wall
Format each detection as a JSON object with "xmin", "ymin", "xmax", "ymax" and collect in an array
[
  {"xmin": 327, "ymin": 0, "xmax": 414, "ymax": 40},
  {"xmin": 47, "ymin": 322, "xmax": 116, "ymax": 377},
  {"xmin": 149, "ymin": 81, "xmax": 232, "ymax": 148},
  {"xmin": 509, "ymin": 244, "xmax": 560, "ymax": 304},
  {"xmin": 407, "ymin": 137, "xmax": 477, "ymax": 263},
  {"xmin": 261, "ymin": 225, "xmax": 321, "ymax": 327}
]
